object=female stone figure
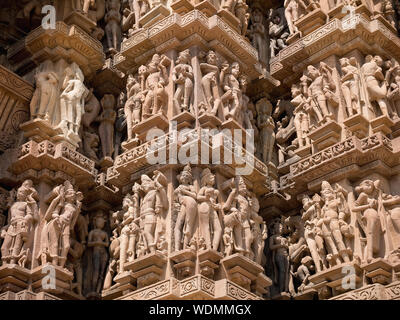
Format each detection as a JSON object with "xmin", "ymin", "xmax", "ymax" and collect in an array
[
  {"xmin": 269, "ymin": 219, "xmax": 290, "ymax": 295},
  {"xmin": 174, "ymin": 165, "xmax": 198, "ymax": 251},
  {"xmin": 301, "ymin": 195, "xmax": 327, "ymax": 272},
  {"xmin": 30, "ymin": 71, "xmax": 59, "ymax": 121},
  {"xmin": 118, "ymin": 191, "xmax": 139, "ymax": 273},
  {"xmin": 319, "ymin": 181, "xmax": 351, "ymax": 266},
  {"xmin": 59, "ymin": 66, "xmax": 89, "ymax": 137},
  {"xmin": 223, "ymin": 177, "xmax": 252, "ymax": 256},
  {"xmin": 284, "ymin": 0, "xmax": 300, "ymax": 35},
  {"xmin": 340, "ymin": 57, "xmax": 362, "ymax": 117},
  {"xmin": 291, "ymin": 84, "xmax": 310, "ymax": 149},
  {"xmin": 87, "ymin": 212, "xmax": 109, "ymax": 295},
  {"xmin": 172, "ymin": 50, "xmax": 194, "ymax": 114},
  {"xmin": 1, "ymin": 180, "xmax": 38, "ymax": 266},
  {"xmin": 353, "ymin": 180, "xmax": 387, "ymax": 263},
  {"xmin": 105, "ymin": 0, "xmax": 121, "ymax": 53},
  {"xmin": 197, "ymin": 169, "xmax": 222, "ymax": 251},
  {"xmin": 98, "ymin": 94, "xmax": 116, "ymax": 160}
]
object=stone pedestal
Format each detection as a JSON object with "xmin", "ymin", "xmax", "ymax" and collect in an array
[
  {"xmin": 0, "ymin": 264, "xmax": 31, "ymax": 293},
  {"xmin": 171, "ymin": 111, "xmax": 196, "ymax": 130},
  {"xmin": 170, "ymin": 0, "xmax": 194, "ymax": 15},
  {"xmin": 124, "ymin": 253, "xmax": 167, "ymax": 289},
  {"xmin": 194, "ymin": 0, "xmax": 218, "ymax": 17},
  {"xmin": 295, "ymin": 9, "xmax": 327, "ymax": 36},
  {"xmin": 370, "ymin": 115, "xmax": 395, "ymax": 136},
  {"xmin": 362, "ymin": 259, "xmax": 394, "ymax": 285},
  {"xmin": 198, "ymin": 249, "xmax": 223, "ymax": 279},
  {"xmin": 221, "ymin": 253, "xmax": 267, "ymax": 294},
  {"xmin": 198, "ymin": 113, "xmax": 222, "ymax": 129},
  {"xmin": 343, "ymin": 114, "xmax": 370, "ymax": 139},
  {"xmin": 132, "ymin": 114, "xmax": 169, "ymax": 143},
  {"xmin": 139, "ymin": 5, "xmax": 171, "ymax": 29},
  {"xmin": 170, "ymin": 249, "xmax": 196, "ymax": 280},
  {"xmin": 309, "ymin": 262, "xmax": 363, "ymax": 298},
  {"xmin": 309, "ymin": 120, "xmax": 342, "ymax": 152},
  {"xmin": 64, "ymin": 11, "xmax": 97, "ymax": 35}
]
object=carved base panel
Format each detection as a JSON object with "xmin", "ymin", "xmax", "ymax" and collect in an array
[{"xmin": 117, "ymin": 276, "xmax": 261, "ymax": 300}]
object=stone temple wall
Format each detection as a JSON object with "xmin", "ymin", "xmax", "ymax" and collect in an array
[{"xmin": 0, "ymin": 0, "xmax": 400, "ymax": 300}]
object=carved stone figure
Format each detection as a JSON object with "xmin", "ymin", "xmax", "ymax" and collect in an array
[
  {"xmin": 269, "ymin": 219, "xmax": 290, "ymax": 295},
  {"xmin": 319, "ymin": 181, "xmax": 351, "ymax": 266},
  {"xmin": 249, "ymin": 194, "xmax": 267, "ymax": 264},
  {"xmin": 172, "ymin": 50, "xmax": 194, "ymax": 114},
  {"xmin": 256, "ymin": 98, "xmax": 275, "ymax": 164},
  {"xmin": 103, "ymin": 211, "xmax": 121, "ymax": 290},
  {"xmin": 1, "ymin": 180, "xmax": 38, "ymax": 266},
  {"xmin": 174, "ymin": 165, "xmax": 198, "ymax": 251},
  {"xmin": 125, "ymin": 74, "xmax": 144, "ymax": 140},
  {"xmin": 118, "ymin": 190, "xmax": 140, "ymax": 273},
  {"xmin": 38, "ymin": 181, "xmax": 83, "ymax": 268},
  {"xmin": 197, "ymin": 169, "xmax": 222, "ymax": 251},
  {"xmin": 129, "ymin": 0, "xmax": 150, "ymax": 30},
  {"xmin": 361, "ymin": 55, "xmax": 389, "ymax": 117},
  {"xmin": 235, "ymin": 0, "xmax": 250, "ymax": 36},
  {"xmin": 340, "ymin": 57, "xmax": 362, "ymax": 117},
  {"xmin": 291, "ymin": 84, "xmax": 310, "ymax": 149},
  {"xmin": 223, "ymin": 177, "xmax": 253, "ymax": 257},
  {"xmin": 301, "ymin": 195, "xmax": 327, "ymax": 272},
  {"xmin": 294, "ymin": 256, "xmax": 314, "ymax": 293},
  {"xmin": 284, "ymin": 0, "xmax": 300, "ymax": 35},
  {"xmin": 200, "ymin": 51, "xmax": 225, "ymax": 116},
  {"xmin": 67, "ymin": 236, "xmax": 85, "ymax": 296},
  {"xmin": 105, "ymin": 0, "xmax": 121, "ymax": 54},
  {"xmin": 30, "ymin": 71, "xmax": 59, "ymax": 121},
  {"xmin": 87, "ymin": 212, "xmax": 109, "ymax": 294},
  {"xmin": 223, "ymin": 226, "xmax": 234, "ymax": 257},
  {"xmin": 248, "ymin": 7, "xmax": 268, "ymax": 64},
  {"xmin": 269, "ymin": 9, "xmax": 289, "ymax": 58},
  {"xmin": 58, "ymin": 66, "xmax": 89, "ymax": 138},
  {"xmin": 139, "ymin": 171, "xmax": 168, "ymax": 255},
  {"xmin": 141, "ymin": 54, "xmax": 170, "ymax": 119},
  {"xmin": 221, "ymin": 62, "xmax": 242, "ymax": 120},
  {"xmin": 353, "ymin": 180, "xmax": 387, "ymax": 263},
  {"xmin": 306, "ymin": 63, "xmax": 338, "ymax": 123},
  {"xmin": 98, "ymin": 94, "xmax": 116, "ymax": 160}
]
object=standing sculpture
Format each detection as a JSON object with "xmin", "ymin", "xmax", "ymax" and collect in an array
[
  {"xmin": 174, "ymin": 165, "xmax": 198, "ymax": 251},
  {"xmin": 1, "ymin": 180, "xmax": 38, "ymax": 266},
  {"xmin": 197, "ymin": 169, "xmax": 222, "ymax": 251},
  {"xmin": 38, "ymin": 181, "xmax": 83, "ymax": 268}
]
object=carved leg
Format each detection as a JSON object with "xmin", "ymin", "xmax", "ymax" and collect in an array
[
  {"xmin": 174, "ymin": 208, "xmax": 185, "ymax": 251},
  {"xmin": 212, "ymin": 211, "xmax": 222, "ymax": 251}
]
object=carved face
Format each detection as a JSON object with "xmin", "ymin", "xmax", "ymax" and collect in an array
[
  {"xmin": 231, "ymin": 63, "xmax": 240, "ymax": 77},
  {"xmin": 307, "ymin": 66, "xmax": 319, "ymax": 79},
  {"xmin": 141, "ymin": 179, "xmax": 154, "ymax": 192},
  {"xmin": 356, "ymin": 180, "xmax": 375, "ymax": 195},
  {"xmin": 65, "ymin": 190, "xmax": 76, "ymax": 203},
  {"xmin": 206, "ymin": 51, "xmax": 217, "ymax": 65},
  {"xmin": 16, "ymin": 187, "xmax": 28, "ymax": 201},
  {"xmin": 179, "ymin": 172, "xmax": 192, "ymax": 185},
  {"xmin": 373, "ymin": 55, "xmax": 383, "ymax": 66},
  {"xmin": 95, "ymin": 216, "xmax": 105, "ymax": 229},
  {"xmin": 122, "ymin": 195, "xmax": 132, "ymax": 208},
  {"xmin": 291, "ymin": 84, "xmax": 301, "ymax": 97}
]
